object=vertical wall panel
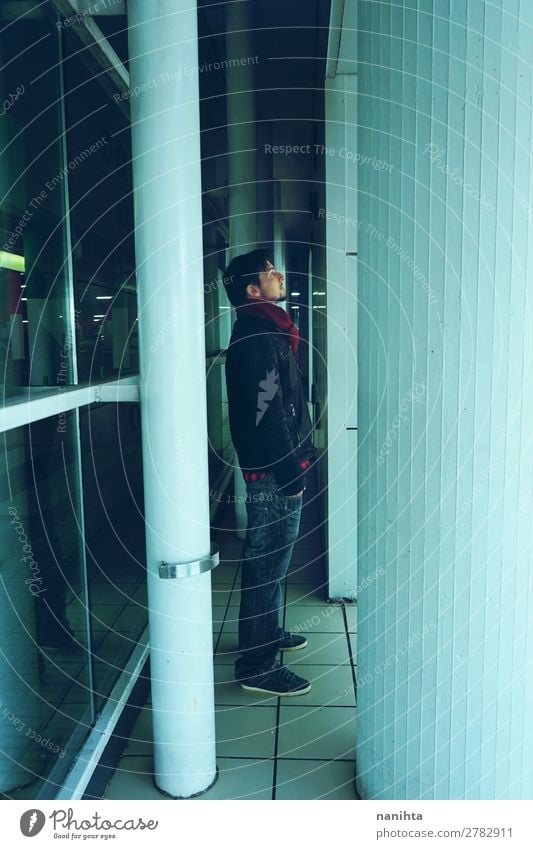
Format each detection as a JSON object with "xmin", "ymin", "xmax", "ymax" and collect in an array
[
  {"xmin": 324, "ymin": 69, "xmax": 358, "ymax": 600},
  {"xmin": 355, "ymin": 0, "xmax": 533, "ymax": 799}
]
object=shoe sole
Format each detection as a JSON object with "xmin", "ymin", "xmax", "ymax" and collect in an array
[
  {"xmin": 240, "ymin": 682, "xmax": 312, "ymax": 696},
  {"xmin": 279, "ymin": 639, "xmax": 308, "ymax": 651}
]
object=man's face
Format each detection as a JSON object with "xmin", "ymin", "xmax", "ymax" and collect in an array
[{"xmin": 246, "ymin": 260, "xmax": 286, "ymax": 302}]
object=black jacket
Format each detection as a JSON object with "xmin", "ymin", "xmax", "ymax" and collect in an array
[{"xmin": 225, "ymin": 312, "xmax": 317, "ymax": 495}]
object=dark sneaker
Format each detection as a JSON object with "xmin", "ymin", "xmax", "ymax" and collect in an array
[
  {"xmin": 239, "ymin": 664, "xmax": 311, "ymax": 696},
  {"xmin": 278, "ymin": 629, "xmax": 308, "ymax": 651}
]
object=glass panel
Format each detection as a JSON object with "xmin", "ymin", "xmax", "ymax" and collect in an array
[
  {"xmin": 0, "ymin": 11, "xmax": 74, "ymax": 400},
  {"xmin": 0, "ymin": 412, "xmax": 91, "ymax": 798},
  {"xmin": 79, "ymin": 403, "xmax": 146, "ymax": 708},
  {"xmin": 63, "ymin": 37, "xmax": 138, "ymax": 382}
]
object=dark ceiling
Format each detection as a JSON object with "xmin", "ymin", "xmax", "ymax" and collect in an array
[{"xmin": 199, "ymin": 0, "xmax": 330, "ymax": 124}]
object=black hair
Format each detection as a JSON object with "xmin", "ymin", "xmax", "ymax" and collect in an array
[{"xmin": 222, "ymin": 248, "xmax": 271, "ymax": 307}]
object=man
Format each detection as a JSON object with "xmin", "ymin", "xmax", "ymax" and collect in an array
[{"xmin": 223, "ymin": 248, "xmax": 317, "ymax": 696}]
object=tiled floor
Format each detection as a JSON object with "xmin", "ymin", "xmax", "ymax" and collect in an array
[{"xmin": 103, "ymin": 480, "xmax": 358, "ymax": 800}]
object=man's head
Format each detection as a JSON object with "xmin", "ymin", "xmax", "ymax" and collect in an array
[{"xmin": 223, "ymin": 248, "xmax": 286, "ymax": 307}]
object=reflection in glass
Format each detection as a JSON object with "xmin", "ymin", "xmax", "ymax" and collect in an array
[
  {"xmin": 80, "ymin": 403, "xmax": 146, "ymax": 709},
  {"xmin": 0, "ymin": 412, "xmax": 90, "ymax": 797},
  {"xmin": 0, "ymin": 13, "xmax": 73, "ymax": 400},
  {"xmin": 63, "ymin": 38, "xmax": 138, "ymax": 382}
]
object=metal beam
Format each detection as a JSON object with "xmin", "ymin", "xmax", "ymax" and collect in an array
[
  {"xmin": 326, "ymin": 0, "xmax": 345, "ymax": 78},
  {"xmin": 49, "ymin": 0, "xmax": 129, "ymax": 95},
  {"xmin": 0, "ymin": 376, "xmax": 140, "ymax": 433}
]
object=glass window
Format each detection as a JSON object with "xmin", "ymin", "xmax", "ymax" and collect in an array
[
  {"xmin": 0, "ymin": 12, "xmax": 75, "ymax": 400},
  {"xmin": 63, "ymin": 37, "xmax": 138, "ymax": 383},
  {"xmin": 0, "ymin": 412, "xmax": 91, "ymax": 798},
  {"xmin": 79, "ymin": 403, "xmax": 146, "ymax": 709}
]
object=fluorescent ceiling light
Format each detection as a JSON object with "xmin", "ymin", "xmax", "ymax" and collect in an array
[{"xmin": 0, "ymin": 251, "xmax": 25, "ymax": 272}]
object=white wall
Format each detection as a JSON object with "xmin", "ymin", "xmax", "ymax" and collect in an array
[
  {"xmin": 355, "ymin": 0, "xmax": 533, "ymax": 799},
  {"xmin": 324, "ymin": 70, "xmax": 358, "ymax": 599},
  {"xmin": 321, "ymin": 0, "xmax": 359, "ymax": 600}
]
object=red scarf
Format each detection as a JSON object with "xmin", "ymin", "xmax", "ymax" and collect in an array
[{"xmin": 236, "ymin": 300, "xmax": 300, "ymax": 358}]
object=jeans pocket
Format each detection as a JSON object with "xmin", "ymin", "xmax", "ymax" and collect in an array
[
  {"xmin": 278, "ymin": 492, "xmax": 303, "ymax": 526},
  {"xmin": 279, "ymin": 491, "xmax": 303, "ymax": 505},
  {"xmin": 247, "ymin": 509, "xmax": 269, "ymax": 549}
]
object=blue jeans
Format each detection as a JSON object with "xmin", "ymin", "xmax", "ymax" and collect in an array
[{"xmin": 235, "ymin": 475, "xmax": 303, "ymax": 679}]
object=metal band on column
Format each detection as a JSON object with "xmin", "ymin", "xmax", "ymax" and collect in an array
[{"xmin": 159, "ymin": 546, "xmax": 219, "ymax": 580}]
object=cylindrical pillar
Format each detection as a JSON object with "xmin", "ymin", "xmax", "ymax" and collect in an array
[
  {"xmin": 225, "ymin": 0, "xmax": 258, "ymax": 538},
  {"xmin": 271, "ymin": 181, "xmax": 287, "ymax": 313},
  {"xmin": 256, "ymin": 122, "xmax": 274, "ymax": 250},
  {"xmin": 226, "ymin": 0, "xmax": 258, "ymax": 253},
  {"xmin": 127, "ymin": 0, "xmax": 217, "ymax": 798}
]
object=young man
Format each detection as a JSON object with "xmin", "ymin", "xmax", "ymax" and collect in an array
[{"xmin": 223, "ymin": 248, "xmax": 317, "ymax": 696}]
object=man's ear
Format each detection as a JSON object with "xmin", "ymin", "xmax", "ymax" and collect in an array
[{"xmin": 246, "ymin": 282, "xmax": 261, "ymax": 299}]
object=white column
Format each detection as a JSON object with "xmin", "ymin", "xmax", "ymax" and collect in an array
[
  {"xmin": 226, "ymin": 0, "xmax": 258, "ymax": 253},
  {"xmin": 127, "ymin": 0, "xmax": 217, "ymax": 798},
  {"xmin": 272, "ymin": 181, "xmax": 287, "ymax": 313},
  {"xmin": 257, "ymin": 122, "xmax": 274, "ymax": 249},
  {"xmin": 307, "ymin": 248, "xmax": 314, "ymax": 399},
  {"xmin": 226, "ymin": 0, "xmax": 258, "ymax": 538}
]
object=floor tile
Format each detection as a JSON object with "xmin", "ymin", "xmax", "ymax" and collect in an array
[
  {"xmin": 348, "ymin": 631, "xmax": 357, "ymax": 659},
  {"xmin": 216, "ymin": 705, "xmax": 277, "ymax": 757},
  {"xmin": 277, "ymin": 705, "xmax": 356, "ymax": 760},
  {"xmin": 191, "ymin": 758, "xmax": 274, "ymax": 800},
  {"xmin": 275, "ymin": 758, "xmax": 357, "ymax": 800},
  {"xmin": 123, "ymin": 704, "xmax": 278, "ymax": 762},
  {"xmin": 122, "ymin": 707, "xmax": 153, "ymax": 756},
  {"xmin": 112, "ymin": 605, "xmax": 147, "ymax": 633},
  {"xmin": 214, "ymin": 541, "xmax": 242, "ymax": 553},
  {"xmin": 284, "ymin": 604, "xmax": 346, "ymax": 633},
  {"xmin": 211, "ymin": 606, "xmax": 230, "ymax": 627},
  {"xmin": 284, "ymin": 632, "xmax": 351, "ymax": 666},
  {"xmin": 211, "ymin": 569, "xmax": 239, "ymax": 586},
  {"xmin": 131, "ymin": 586, "xmax": 148, "ymax": 604},
  {"xmin": 216, "ymin": 606, "xmax": 240, "ymax": 632},
  {"xmin": 211, "ymin": 582, "xmax": 237, "ymax": 595},
  {"xmin": 210, "ymin": 592, "xmax": 232, "ymax": 608},
  {"xmin": 102, "ymin": 757, "xmax": 161, "ymax": 800},
  {"xmin": 90, "ymin": 604, "xmax": 124, "ymax": 627},
  {"xmin": 285, "ymin": 583, "xmax": 326, "ymax": 605},
  {"xmin": 286, "ymin": 567, "xmax": 326, "ymax": 585},
  {"xmin": 214, "ymin": 631, "xmax": 240, "ymax": 663},
  {"xmin": 346, "ymin": 603, "xmax": 357, "ymax": 631}
]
